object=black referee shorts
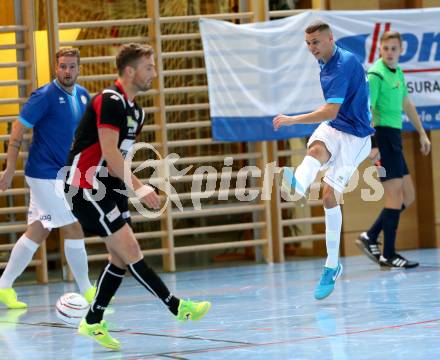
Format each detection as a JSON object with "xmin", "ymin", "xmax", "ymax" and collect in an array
[
  {"xmin": 66, "ymin": 183, "xmax": 131, "ymax": 237},
  {"xmin": 375, "ymin": 126, "xmax": 409, "ymax": 182}
]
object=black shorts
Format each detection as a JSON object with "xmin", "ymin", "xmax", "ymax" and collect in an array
[
  {"xmin": 65, "ymin": 181, "xmax": 131, "ymax": 237},
  {"xmin": 375, "ymin": 126, "xmax": 409, "ymax": 182}
]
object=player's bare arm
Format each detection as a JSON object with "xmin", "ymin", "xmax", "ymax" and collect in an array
[
  {"xmin": 0, "ymin": 120, "xmax": 27, "ymax": 191},
  {"xmin": 98, "ymin": 127, "xmax": 160, "ymax": 209},
  {"xmin": 403, "ymin": 96, "xmax": 431, "ymax": 155},
  {"xmin": 273, "ymin": 103, "xmax": 341, "ymax": 130}
]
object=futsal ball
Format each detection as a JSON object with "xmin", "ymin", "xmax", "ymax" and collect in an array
[{"xmin": 55, "ymin": 292, "xmax": 89, "ymax": 325}]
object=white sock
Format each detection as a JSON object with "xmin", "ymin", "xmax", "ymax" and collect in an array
[
  {"xmin": 64, "ymin": 239, "xmax": 92, "ymax": 294},
  {"xmin": 294, "ymin": 155, "xmax": 322, "ymax": 195},
  {"xmin": 324, "ymin": 206, "xmax": 342, "ymax": 269},
  {"xmin": 0, "ymin": 235, "xmax": 39, "ymax": 289}
]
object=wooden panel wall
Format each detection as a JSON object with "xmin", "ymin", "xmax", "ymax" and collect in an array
[
  {"xmin": 0, "ymin": 0, "xmax": 14, "ymax": 26},
  {"xmin": 421, "ymin": 0, "xmax": 440, "ymax": 6},
  {"xmin": 329, "ymin": 0, "xmax": 380, "ymax": 9}
]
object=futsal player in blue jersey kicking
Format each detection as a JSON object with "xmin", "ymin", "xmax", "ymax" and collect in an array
[
  {"xmin": 0, "ymin": 48, "xmax": 96, "ymax": 308},
  {"xmin": 273, "ymin": 21, "xmax": 374, "ymax": 300}
]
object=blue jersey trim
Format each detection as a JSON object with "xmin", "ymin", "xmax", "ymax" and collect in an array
[
  {"xmin": 327, "ymin": 97, "xmax": 344, "ymax": 104},
  {"xmin": 18, "ymin": 116, "xmax": 34, "ymax": 128}
]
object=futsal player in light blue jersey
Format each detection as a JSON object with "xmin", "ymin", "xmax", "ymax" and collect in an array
[
  {"xmin": 273, "ymin": 21, "xmax": 374, "ymax": 300},
  {"xmin": 0, "ymin": 48, "xmax": 95, "ymax": 308}
]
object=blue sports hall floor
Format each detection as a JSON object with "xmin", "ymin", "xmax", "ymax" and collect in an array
[{"xmin": 1, "ymin": 248, "xmax": 440, "ymax": 359}]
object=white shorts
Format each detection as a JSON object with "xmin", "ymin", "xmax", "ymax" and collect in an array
[
  {"xmin": 307, "ymin": 122, "xmax": 371, "ymax": 193},
  {"xmin": 26, "ymin": 176, "xmax": 77, "ymax": 230}
]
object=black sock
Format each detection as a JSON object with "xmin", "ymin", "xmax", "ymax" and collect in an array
[
  {"xmin": 382, "ymin": 208, "xmax": 401, "ymax": 259},
  {"xmin": 367, "ymin": 205, "xmax": 406, "ymax": 242},
  {"xmin": 367, "ymin": 209, "xmax": 385, "ymax": 242},
  {"xmin": 86, "ymin": 263, "xmax": 126, "ymax": 324},
  {"xmin": 128, "ymin": 259, "xmax": 180, "ymax": 315}
]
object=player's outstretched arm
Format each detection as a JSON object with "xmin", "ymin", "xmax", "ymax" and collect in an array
[
  {"xmin": 98, "ymin": 127, "xmax": 160, "ymax": 209},
  {"xmin": 0, "ymin": 120, "xmax": 27, "ymax": 191},
  {"xmin": 273, "ymin": 103, "xmax": 340, "ymax": 130}
]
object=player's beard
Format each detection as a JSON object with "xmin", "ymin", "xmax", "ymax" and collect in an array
[
  {"xmin": 135, "ymin": 78, "xmax": 152, "ymax": 92},
  {"xmin": 58, "ymin": 74, "xmax": 77, "ymax": 88}
]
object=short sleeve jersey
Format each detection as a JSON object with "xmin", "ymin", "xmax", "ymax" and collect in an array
[
  {"xmin": 67, "ymin": 80, "xmax": 145, "ymax": 189},
  {"xmin": 19, "ymin": 80, "xmax": 89, "ymax": 179},
  {"xmin": 319, "ymin": 46, "xmax": 374, "ymax": 137},
  {"xmin": 367, "ymin": 58, "xmax": 408, "ymax": 129}
]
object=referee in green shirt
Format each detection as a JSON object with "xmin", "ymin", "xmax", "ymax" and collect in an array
[{"xmin": 356, "ymin": 31, "xmax": 431, "ymax": 268}]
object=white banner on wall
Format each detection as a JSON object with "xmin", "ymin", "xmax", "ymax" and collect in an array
[{"xmin": 200, "ymin": 8, "xmax": 440, "ymax": 142}]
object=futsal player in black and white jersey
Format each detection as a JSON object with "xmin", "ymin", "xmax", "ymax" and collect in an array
[{"xmin": 65, "ymin": 43, "xmax": 210, "ymax": 350}]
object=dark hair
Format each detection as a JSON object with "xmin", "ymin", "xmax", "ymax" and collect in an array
[
  {"xmin": 56, "ymin": 48, "xmax": 80, "ymax": 65},
  {"xmin": 305, "ymin": 20, "xmax": 331, "ymax": 34},
  {"xmin": 380, "ymin": 31, "xmax": 402, "ymax": 46},
  {"xmin": 116, "ymin": 43, "xmax": 154, "ymax": 76}
]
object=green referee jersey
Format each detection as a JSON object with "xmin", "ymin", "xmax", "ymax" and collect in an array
[{"xmin": 367, "ymin": 58, "xmax": 408, "ymax": 129}]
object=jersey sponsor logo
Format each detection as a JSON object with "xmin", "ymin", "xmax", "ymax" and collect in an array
[
  {"xmin": 127, "ymin": 115, "xmax": 138, "ymax": 134},
  {"xmin": 134, "ymin": 109, "xmax": 140, "ymax": 120},
  {"xmin": 106, "ymin": 206, "xmax": 121, "ymax": 223},
  {"xmin": 81, "ymin": 95, "xmax": 88, "ymax": 105},
  {"xmin": 336, "ymin": 22, "xmax": 440, "ymax": 68},
  {"xmin": 40, "ymin": 214, "xmax": 52, "ymax": 222},
  {"xmin": 110, "ymin": 94, "xmax": 120, "ymax": 101},
  {"xmin": 120, "ymin": 139, "xmax": 135, "ymax": 159},
  {"xmin": 59, "ymin": 96, "xmax": 66, "ymax": 104}
]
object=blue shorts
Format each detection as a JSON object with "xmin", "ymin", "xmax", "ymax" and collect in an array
[{"xmin": 375, "ymin": 126, "xmax": 409, "ymax": 182}]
